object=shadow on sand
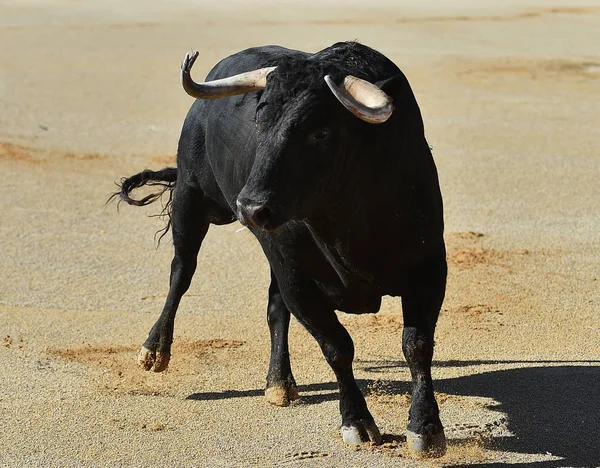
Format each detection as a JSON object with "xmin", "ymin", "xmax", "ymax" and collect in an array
[{"xmin": 187, "ymin": 361, "xmax": 600, "ymax": 467}]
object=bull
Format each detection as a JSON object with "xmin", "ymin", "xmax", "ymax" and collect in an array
[{"xmin": 114, "ymin": 41, "xmax": 447, "ymax": 456}]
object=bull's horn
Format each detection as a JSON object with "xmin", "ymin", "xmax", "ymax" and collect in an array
[
  {"xmin": 324, "ymin": 75, "xmax": 394, "ymax": 124},
  {"xmin": 181, "ymin": 51, "xmax": 276, "ymax": 100}
]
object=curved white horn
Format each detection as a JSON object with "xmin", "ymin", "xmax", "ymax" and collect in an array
[
  {"xmin": 181, "ymin": 51, "xmax": 276, "ymax": 100},
  {"xmin": 324, "ymin": 75, "xmax": 394, "ymax": 124}
]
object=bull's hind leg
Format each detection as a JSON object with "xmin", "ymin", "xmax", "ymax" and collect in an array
[
  {"xmin": 264, "ymin": 269, "xmax": 299, "ymax": 406},
  {"xmin": 401, "ymin": 254, "xmax": 447, "ymax": 457},
  {"xmin": 138, "ymin": 186, "xmax": 209, "ymax": 372}
]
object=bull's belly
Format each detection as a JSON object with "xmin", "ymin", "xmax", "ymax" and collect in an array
[
  {"xmin": 257, "ymin": 222, "xmax": 391, "ymax": 315},
  {"xmin": 317, "ymin": 280, "xmax": 383, "ymax": 315}
]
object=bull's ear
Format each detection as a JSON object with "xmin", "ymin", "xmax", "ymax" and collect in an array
[
  {"xmin": 377, "ymin": 73, "xmax": 425, "ymax": 133},
  {"xmin": 376, "ymin": 74, "xmax": 407, "ymax": 102}
]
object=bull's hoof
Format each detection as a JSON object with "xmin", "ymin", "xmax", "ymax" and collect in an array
[
  {"xmin": 406, "ymin": 429, "xmax": 447, "ymax": 457},
  {"xmin": 341, "ymin": 419, "xmax": 382, "ymax": 445},
  {"xmin": 265, "ymin": 384, "xmax": 300, "ymax": 407},
  {"xmin": 137, "ymin": 346, "xmax": 170, "ymax": 372}
]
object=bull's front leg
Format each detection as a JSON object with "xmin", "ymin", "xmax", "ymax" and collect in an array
[
  {"xmin": 292, "ymin": 295, "xmax": 381, "ymax": 445},
  {"xmin": 401, "ymin": 254, "xmax": 447, "ymax": 457},
  {"xmin": 264, "ymin": 269, "xmax": 299, "ymax": 406}
]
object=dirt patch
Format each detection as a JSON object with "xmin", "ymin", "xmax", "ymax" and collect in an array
[
  {"xmin": 177, "ymin": 339, "xmax": 245, "ymax": 355},
  {"xmin": 142, "ymin": 422, "xmax": 166, "ymax": 431},
  {"xmin": 49, "ymin": 344, "xmax": 136, "ymax": 362},
  {"xmin": 445, "ymin": 304, "xmax": 504, "ymax": 331},
  {"xmin": 366, "ymin": 382, "xmax": 461, "ymax": 433},
  {"xmin": 452, "ymin": 304, "xmax": 499, "ymax": 318},
  {"xmin": 446, "ymin": 232, "xmax": 497, "ymax": 266},
  {"xmin": 47, "ymin": 339, "xmax": 245, "ymax": 395},
  {"xmin": 351, "ymin": 434, "xmax": 488, "ymax": 465},
  {"xmin": 363, "ymin": 381, "xmax": 493, "ymax": 464},
  {"xmin": 48, "ymin": 340, "xmax": 245, "ymax": 367},
  {"xmin": 0, "ymin": 142, "xmax": 107, "ymax": 164},
  {"xmin": 367, "ymin": 380, "xmax": 411, "ymax": 404},
  {"xmin": 61, "ymin": 151, "xmax": 105, "ymax": 160},
  {"xmin": 367, "ymin": 381, "xmax": 464, "ymax": 410},
  {"xmin": 0, "ymin": 142, "xmax": 44, "ymax": 164},
  {"xmin": 548, "ymin": 60, "xmax": 600, "ymax": 76},
  {"xmin": 547, "ymin": 7, "xmax": 599, "ymax": 15},
  {"xmin": 447, "ymin": 248, "xmax": 503, "ymax": 269},
  {"xmin": 447, "ymin": 243, "xmax": 531, "ymax": 271},
  {"xmin": 342, "ymin": 314, "xmax": 404, "ymax": 333},
  {"xmin": 438, "ymin": 438, "xmax": 490, "ymax": 466},
  {"xmin": 348, "ymin": 434, "xmax": 405, "ymax": 458}
]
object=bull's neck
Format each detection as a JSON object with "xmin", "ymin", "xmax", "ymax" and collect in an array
[
  {"xmin": 304, "ymin": 179, "xmax": 404, "ymax": 285},
  {"xmin": 304, "ymin": 140, "xmax": 443, "ymax": 284}
]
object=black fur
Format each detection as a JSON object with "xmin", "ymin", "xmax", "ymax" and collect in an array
[{"xmin": 113, "ymin": 41, "xmax": 447, "ymax": 453}]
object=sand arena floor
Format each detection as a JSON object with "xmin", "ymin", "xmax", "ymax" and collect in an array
[{"xmin": 1, "ymin": 1, "xmax": 599, "ymax": 466}]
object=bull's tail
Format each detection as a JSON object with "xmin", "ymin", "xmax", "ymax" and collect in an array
[
  {"xmin": 109, "ymin": 167, "xmax": 177, "ymax": 244},
  {"xmin": 114, "ymin": 167, "xmax": 177, "ymax": 206}
]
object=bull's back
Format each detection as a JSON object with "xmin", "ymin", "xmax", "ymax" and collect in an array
[{"xmin": 206, "ymin": 45, "xmax": 308, "ymax": 81}]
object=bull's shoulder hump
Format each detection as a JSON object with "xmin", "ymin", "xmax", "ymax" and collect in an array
[{"xmin": 206, "ymin": 46, "xmax": 309, "ymax": 81}]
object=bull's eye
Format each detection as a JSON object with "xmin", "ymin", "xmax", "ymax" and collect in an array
[{"xmin": 310, "ymin": 129, "xmax": 329, "ymax": 142}]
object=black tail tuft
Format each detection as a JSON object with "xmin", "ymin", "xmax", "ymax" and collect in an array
[
  {"xmin": 108, "ymin": 167, "xmax": 177, "ymax": 245},
  {"xmin": 112, "ymin": 167, "xmax": 177, "ymax": 206}
]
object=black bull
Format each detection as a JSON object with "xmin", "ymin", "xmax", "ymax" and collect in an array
[{"xmin": 113, "ymin": 42, "xmax": 447, "ymax": 456}]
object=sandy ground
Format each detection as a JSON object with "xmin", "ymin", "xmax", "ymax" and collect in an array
[{"xmin": 1, "ymin": 0, "xmax": 599, "ymax": 466}]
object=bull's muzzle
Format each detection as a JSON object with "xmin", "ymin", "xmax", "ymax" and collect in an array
[{"xmin": 236, "ymin": 198, "xmax": 277, "ymax": 230}]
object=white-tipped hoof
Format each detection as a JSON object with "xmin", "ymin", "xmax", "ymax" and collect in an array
[
  {"xmin": 406, "ymin": 430, "xmax": 447, "ymax": 457},
  {"xmin": 265, "ymin": 384, "xmax": 299, "ymax": 407},
  {"xmin": 137, "ymin": 347, "xmax": 170, "ymax": 372},
  {"xmin": 341, "ymin": 420, "xmax": 382, "ymax": 445}
]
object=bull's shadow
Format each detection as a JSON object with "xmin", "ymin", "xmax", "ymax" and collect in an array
[
  {"xmin": 188, "ymin": 361, "xmax": 600, "ymax": 467},
  {"xmin": 434, "ymin": 364, "xmax": 600, "ymax": 467}
]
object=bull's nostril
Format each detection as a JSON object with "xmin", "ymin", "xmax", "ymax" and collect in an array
[{"xmin": 251, "ymin": 205, "xmax": 271, "ymax": 226}]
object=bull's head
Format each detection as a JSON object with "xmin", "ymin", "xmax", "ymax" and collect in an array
[{"xmin": 181, "ymin": 51, "xmax": 396, "ymax": 230}]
